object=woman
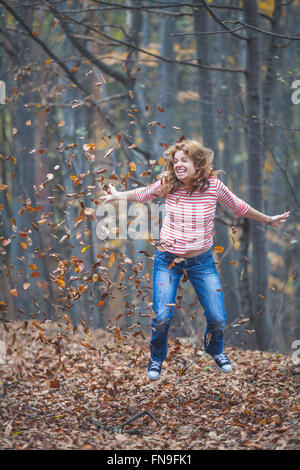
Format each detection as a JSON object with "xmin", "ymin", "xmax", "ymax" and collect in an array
[{"xmin": 100, "ymin": 140, "xmax": 290, "ymax": 380}]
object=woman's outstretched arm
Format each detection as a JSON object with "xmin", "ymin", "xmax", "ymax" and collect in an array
[
  {"xmin": 244, "ymin": 206, "xmax": 290, "ymax": 229},
  {"xmin": 99, "ymin": 183, "xmax": 138, "ymax": 203},
  {"xmin": 216, "ymin": 179, "xmax": 290, "ymax": 229},
  {"xmin": 99, "ymin": 179, "xmax": 165, "ymax": 205}
]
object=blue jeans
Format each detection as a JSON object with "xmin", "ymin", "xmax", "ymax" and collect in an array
[{"xmin": 151, "ymin": 248, "xmax": 226, "ymax": 362}]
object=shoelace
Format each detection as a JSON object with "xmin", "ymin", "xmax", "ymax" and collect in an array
[
  {"xmin": 214, "ymin": 353, "xmax": 230, "ymax": 364},
  {"xmin": 150, "ymin": 360, "xmax": 161, "ymax": 370}
]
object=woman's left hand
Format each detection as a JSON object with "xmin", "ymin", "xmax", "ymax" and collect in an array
[{"xmin": 267, "ymin": 211, "xmax": 290, "ymax": 229}]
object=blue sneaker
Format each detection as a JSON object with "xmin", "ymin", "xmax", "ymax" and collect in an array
[
  {"xmin": 147, "ymin": 360, "xmax": 162, "ymax": 380},
  {"xmin": 214, "ymin": 353, "xmax": 232, "ymax": 373}
]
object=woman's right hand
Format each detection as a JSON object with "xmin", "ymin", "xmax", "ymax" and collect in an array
[{"xmin": 99, "ymin": 183, "xmax": 120, "ymax": 204}]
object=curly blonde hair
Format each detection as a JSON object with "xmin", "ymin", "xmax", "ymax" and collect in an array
[{"xmin": 156, "ymin": 140, "xmax": 223, "ymax": 197}]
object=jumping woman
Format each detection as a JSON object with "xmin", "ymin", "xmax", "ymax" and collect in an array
[{"xmin": 100, "ymin": 140, "xmax": 290, "ymax": 380}]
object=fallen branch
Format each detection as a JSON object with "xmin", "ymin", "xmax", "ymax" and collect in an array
[
  {"xmin": 175, "ymin": 350, "xmax": 206, "ymax": 385},
  {"xmin": 119, "ymin": 411, "xmax": 161, "ymax": 429},
  {"xmin": 86, "ymin": 410, "xmax": 161, "ymax": 435}
]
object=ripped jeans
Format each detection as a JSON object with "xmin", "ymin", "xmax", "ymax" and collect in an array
[{"xmin": 150, "ymin": 248, "xmax": 226, "ymax": 362}]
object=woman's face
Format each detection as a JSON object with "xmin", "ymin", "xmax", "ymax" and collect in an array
[{"xmin": 173, "ymin": 150, "xmax": 197, "ymax": 184}]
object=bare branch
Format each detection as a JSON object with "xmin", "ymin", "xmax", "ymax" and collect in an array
[
  {"xmin": 0, "ymin": 0, "xmax": 86, "ymax": 95},
  {"xmin": 199, "ymin": 0, "xmax": 248, "ymax": 41},
  {"xmin": 224, "ymin": 20, "xmax": 300, "ymax": 40},
  {"xmin": 91, "ymin": 0, "xmax": 272, "ymax": 21},
  {"xmin": 40, "ymin": 0, "xmax": 130, "ymax": 86},
  {"xmin": 24, "ymin": 93, "xmax": 127, "ymax": 109},
  {"xmin": 170, "ymin": 27, "xmax": 246, "ymax": 36},
  {"xmin": 42, "ymin": 3, "xmax": 245, "ymax": 74},
  {"xmin": 266, "ymin": 147, "xmax": 300, "ymax": 209}
]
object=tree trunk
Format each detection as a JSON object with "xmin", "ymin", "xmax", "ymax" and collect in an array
[
  {"xmin": 154, "ymin": 0, "xmax": 177, "ymax": 155},
  {"xmin": 193, "ymin": 1, "xmax": 219, "ymax": 166},
  {"xmin": 243, "ymin": 0, "xmax": 276, "ymax": 350}
]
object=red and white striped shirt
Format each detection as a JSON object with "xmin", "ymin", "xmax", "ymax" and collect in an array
[{"xmin": 134, "ymin": 176, "xmax": 251, "ymax": 255}]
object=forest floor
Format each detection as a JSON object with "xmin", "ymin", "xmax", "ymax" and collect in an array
[{"xmin": 0, "ymin": 320, "xmax": 299, "ymax": 450}]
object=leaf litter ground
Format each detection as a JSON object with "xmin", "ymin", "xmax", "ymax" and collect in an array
[{"xmin": 0, "ymin": 321, "xmax": 299, "ymax": 450}]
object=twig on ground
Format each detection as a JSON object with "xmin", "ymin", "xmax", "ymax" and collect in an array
[
  {"xmin": 175, "ymin": 350, "xmax": 206, "ymax": 385},
  {"xmin": 119, "ymin": 411, "xmax": 161, "ymax": 428},
  {"xmin": 86, "ymin": 410, "xmax": 161, "ymax": 435}
]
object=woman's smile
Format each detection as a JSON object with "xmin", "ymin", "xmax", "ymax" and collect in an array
[
  {"xmin": 175, "ymin": 168, "xmax": 187, "ymax": 175},
  {"xmin": 173, "ymin": 150, "xmax": 196, "ymax": 183}
]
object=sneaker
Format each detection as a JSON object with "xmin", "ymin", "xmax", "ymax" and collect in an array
[
  {"xmin": 213, "ymin": 353, "xmax": 232, "ymax": 373},
  {"xmin": 147, "ymin": 359, "xmax": 162, "ymax": 380}
]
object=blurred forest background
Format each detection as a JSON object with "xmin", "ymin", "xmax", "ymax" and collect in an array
[{"xmin": 0, "ymin": 0, "xmax": 299, "ymax": 354}]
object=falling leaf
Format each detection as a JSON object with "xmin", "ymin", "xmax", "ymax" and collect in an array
[
  {"xmin": 55, "ymin": 278, "xmax": 65, "ymax": 288},
  {"xmin": 2, "ymin": 237, "xmax": 11, "ymax": 246},
  {"xmin": 157, "ymin": 122, "xmax": 166, "ymax": 129},
  {"xmin": 58, "ymin": 120, "xmax": 65, "ymax": 127},
  {"xmin": 257, "ymin": 308, "xmax": 265, "ymax": 315},
  {"xmin": 213, "ymin": 246, "xmax": 224, "ymax": 254},
  {"xmin": 83, "ymin": 143, "xmax": 96, "ymax": 151},
  {"xmin": 96, "ymin": 168, "xmax": 109, "ymax": 175},
  {"xmin": 31, "ymin": 272, "xmax": 40, "ymax": 278},
  {"xmin": 81, "ymin": 245, "xmax": 91, "ymax": 253},
  {"xmin": 129, "ymin": 162, "xmax": 136, "ymax": 171},
  {"xmin": 26, "ymin": 120, "xmax": 31, "ymax": 126},
  {"xmin": 116, "ymin": 132, "xmax": 122, "ymax": 145},
  {"xmin": 108, "ymin": 252, "xmax": 116, "ymax": 267},
  {"xmin": 238, "ymin": 318, "xmax": 250, "ymax": 325},
  {"xmin": 103, "ymin": 148, "xmax": 114, "ymax": 159}
]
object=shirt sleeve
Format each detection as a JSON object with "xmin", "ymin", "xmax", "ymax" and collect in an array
[
  {"xmin": 216, "ymin": 179, "xmax": 251, "ymax": 216},
  {"xmin": 134, "ymin": 179, "xmax": 164, "ymax": 203}
]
